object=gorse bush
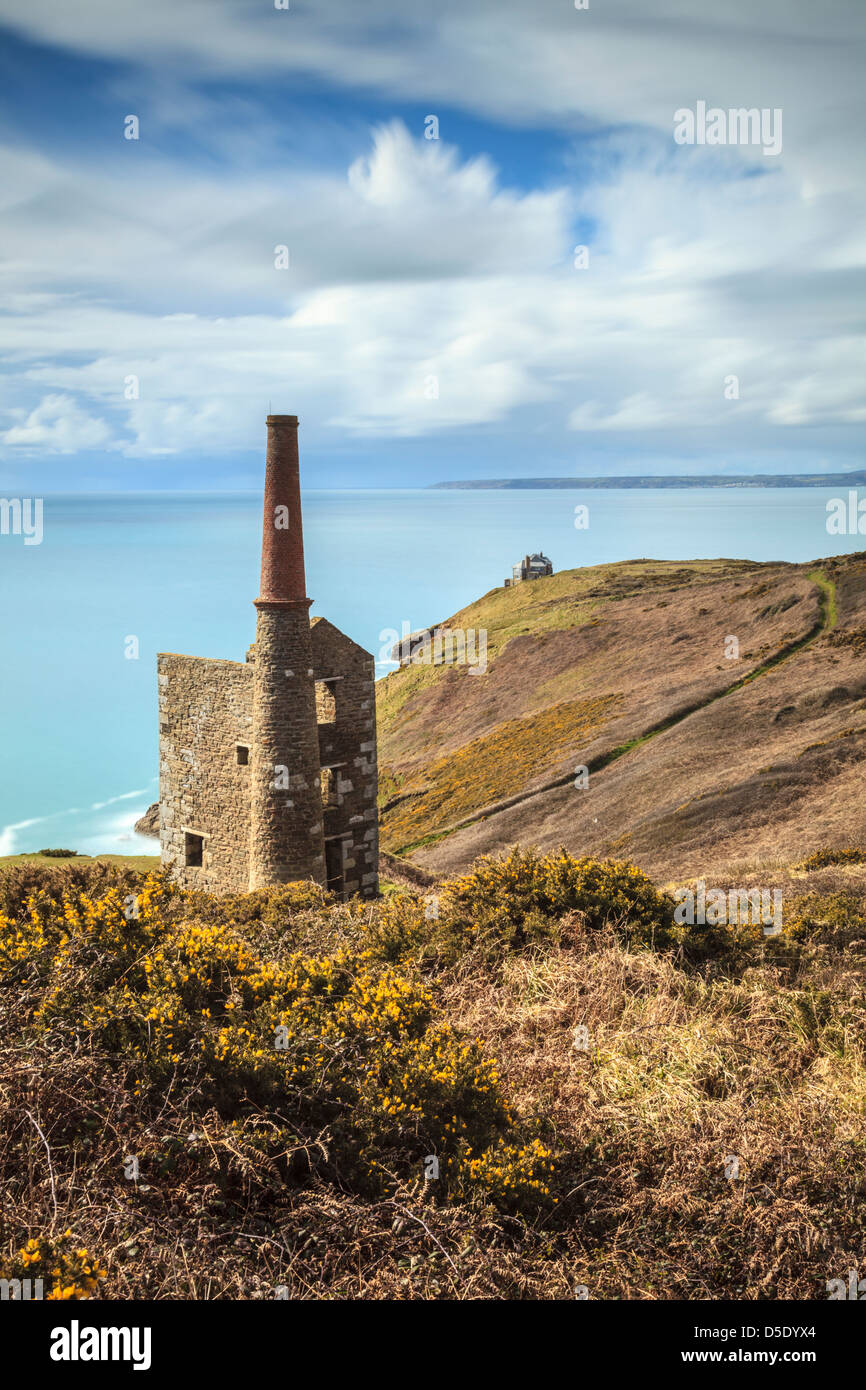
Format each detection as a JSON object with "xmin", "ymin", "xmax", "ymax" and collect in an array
[
  {"xmin": 0, "ymin": 857, "xmax": 141, "ymax": 921},
  {"xmin": 0, "ymin": 868, "xmax": 554, "ymax": 1216},
  {"xmin": 442, "ymin": 848, "xmax": 676, "ymax": 948},
  {"xmin": 0, "ymin": 1233, "xmax": 105, "ymax": 1301},
  {"xmin": 798, "ymin": 846, "xmax": 866, "ymax": 870},
  {"xmin": 782, "ymin": 890, "xmax": 866, "ymax": 948},
  {"xmin": 368, "ymin": 848, "xmax": 677, "ymax": 962},
  {"xmin": 669, "ymin": 882, "xmax": 866, "ymax": 968},
  {"xmin": 2, "ymin": 848, "xmax": 865, "ymax": 1299}
]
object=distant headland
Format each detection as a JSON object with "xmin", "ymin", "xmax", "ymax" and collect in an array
[{"xmin": 431, "ymin": 471, "xmax": 866, "ymax": 490}]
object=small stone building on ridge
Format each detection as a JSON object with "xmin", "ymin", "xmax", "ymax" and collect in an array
[{"xmin": 505, "ymin": 552, "xmax": 553, "ymax": 586}]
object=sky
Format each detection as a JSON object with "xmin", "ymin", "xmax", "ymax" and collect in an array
[{"xmin": 0, "ymin": 0, "xmax": 864, "ymax": 491}]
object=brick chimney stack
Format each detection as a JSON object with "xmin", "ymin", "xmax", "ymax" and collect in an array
[
  {"xmin": 256, "ymin": 415, "xmax": 307, "ymax": 603},
  {"xmin": 249, "ymin": 414, "xmax": 326, "ymax": 890}
]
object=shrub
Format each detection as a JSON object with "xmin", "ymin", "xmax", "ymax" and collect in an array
[
  {"xmin": 0, "ymin": 1232, "xmax": 105, "ymax": 1300},
  {"xmin": 782, "ymin": 891, "xmax": 866, "ymax": 948},
  {"xmin": 434, "ymin": 847, "xmax": 676, "ymax": 958},
  {"xmin": 0, "ymin": 858, "xmax": 142, "ymax": 922},
  {"xmin": 0, "ymin": 869, "xmax": 554, "ymax": 1213},
  {"xmin": 37, "ymin": 849, "xmax": 78, "ymax": 858},
  {"xmin": 798, "ymin": 847, "xmax": 866, "ymax": 870}
]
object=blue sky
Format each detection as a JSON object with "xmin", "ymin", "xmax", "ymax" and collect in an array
[{"xmin": 0, "ymin": 0, "xmax": 863, "ymax": 490}]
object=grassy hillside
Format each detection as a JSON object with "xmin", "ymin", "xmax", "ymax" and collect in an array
[
  {"xmin": 2, "ymin": 851, "xmax": 865, "ymax": 1299},
  {"xmin": 0, "ymin": 852, "xmax": 160, "ymax": 872},
  {"xmin": 378, "ymin": 553, "xmax": 866, "ymax": 876}
]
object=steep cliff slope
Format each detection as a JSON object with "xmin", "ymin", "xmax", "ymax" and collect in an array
[{"xmin": 378, "ymin": 553, "xmax": 866, "ymax": 878}]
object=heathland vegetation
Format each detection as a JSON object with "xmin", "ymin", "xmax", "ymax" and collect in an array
[
  {"xmin": 2, "ymin": 848, "xmax": 865, "ymax": 1299},
  {"xmin": 378, "ymin": 554, "xmax": 866, "ymax": 876}
]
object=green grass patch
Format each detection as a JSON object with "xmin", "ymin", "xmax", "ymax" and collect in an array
[{"xmin": 1, "ymin": 852, "xmax": 160, "ymax": 871}]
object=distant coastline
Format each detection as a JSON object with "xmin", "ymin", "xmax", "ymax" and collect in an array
[{"xmin": 431, "ymin": 472, "xmax": 866, "ymax": 490}]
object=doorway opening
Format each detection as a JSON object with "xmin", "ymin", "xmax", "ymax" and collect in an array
[{"xmin": 324, "ymin": 837, "xmax": 345, "ymax": 896}]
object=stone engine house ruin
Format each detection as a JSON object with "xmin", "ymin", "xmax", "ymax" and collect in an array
[
  {"xmin": 157, "ymin": 415, "xmax": 378, "ymax": 899},
  {"xmin": 505, "ymin": 552, "xmax": 553, "ymax": 587}
]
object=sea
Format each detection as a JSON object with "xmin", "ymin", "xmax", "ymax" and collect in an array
[{"xmin": 0, "ymin": 486, "xmax": 860, "ymax": 856}]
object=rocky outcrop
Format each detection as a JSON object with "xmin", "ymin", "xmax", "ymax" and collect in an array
[{"xmin": 134, "ymin": 802, "xmax": 160, "ymax": 839}]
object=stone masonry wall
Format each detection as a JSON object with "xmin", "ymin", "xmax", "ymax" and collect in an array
[
  {"xmin": 248, "ymin": 603, "xmax": 327, "ymax": 891},
  {"xmin": 159, "ymin": 616, "xmax": 378, "ymax": 900},
  {"xmin": 311, "ymin": 618, "xmax": 379, "ymax": 899},
  {"xmin": 158, "ymin": 653, "xmax": 253, "ymax": 892}
]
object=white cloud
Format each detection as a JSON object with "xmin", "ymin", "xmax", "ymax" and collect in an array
[
  {"xmin": 0, "ymin": 806, "xmax": 83, "ymax": 855},
  {"xmin": 0, "ymin": 815, "xmax": 46, "ymax": 855},
  {"xmin": 89, "ymin": 787, "xmax": 149, "ymax": 811},
  {"xmin": 0, "ymin": 122, "xmax": 577, "ymax": 449},
  {"xmin": 1, "ymin": 394, "xmax": 115, "ymax": 453},
  {"xmin": 0, "ymin": 2, "xmax": 863, "ymax": 466},
  {"xmin": 0, "ymin": 121, "xmax": 568, "ymax": 314}
]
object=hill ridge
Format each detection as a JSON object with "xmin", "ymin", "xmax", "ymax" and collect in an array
[{"xmin": 378, "ymin": 554, "xmax": 866, "ymax": 879}]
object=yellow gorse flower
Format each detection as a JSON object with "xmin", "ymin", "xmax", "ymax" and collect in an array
[{"xmin": 1, "ymin": 865, "xmax": 560, "ymax": 1215}]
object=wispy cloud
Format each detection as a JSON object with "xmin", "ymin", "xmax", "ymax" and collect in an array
[
  {"xmin": 89, "ymin": 787, "xmax": 150, "ymax": 811},
  {"xmin": 0, "ymin": 807, "xmax": 80, "ymax": 855},
  {"xmin": 0, "ymin": 784, "xmax": 156, "ymax": 854}
]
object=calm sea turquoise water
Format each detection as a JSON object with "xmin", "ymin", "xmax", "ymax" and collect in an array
[{"xmin": 0, "ymin": 486, "xmax": 858, "ymax": 855}]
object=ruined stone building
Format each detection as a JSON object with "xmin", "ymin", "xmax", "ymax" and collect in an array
[
  {"xmin": 505, "ymin": 553, "xmax": 553, "ymax": 586},
  {"xmin": 157, "ymin": 416, "xmax": 378, "ymax": 899}
]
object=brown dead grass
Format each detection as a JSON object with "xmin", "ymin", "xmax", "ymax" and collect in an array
[
  {"xmin": 381, "ymin": 692, "xmax": 622, "ymax": 852},
  {"xmin": 404, "ymin": 554, "xmax": 866, "ymax": 879},
  {"xmin": 2, "ymin": 855, "xmax": 865, "ymax": 1299}
]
